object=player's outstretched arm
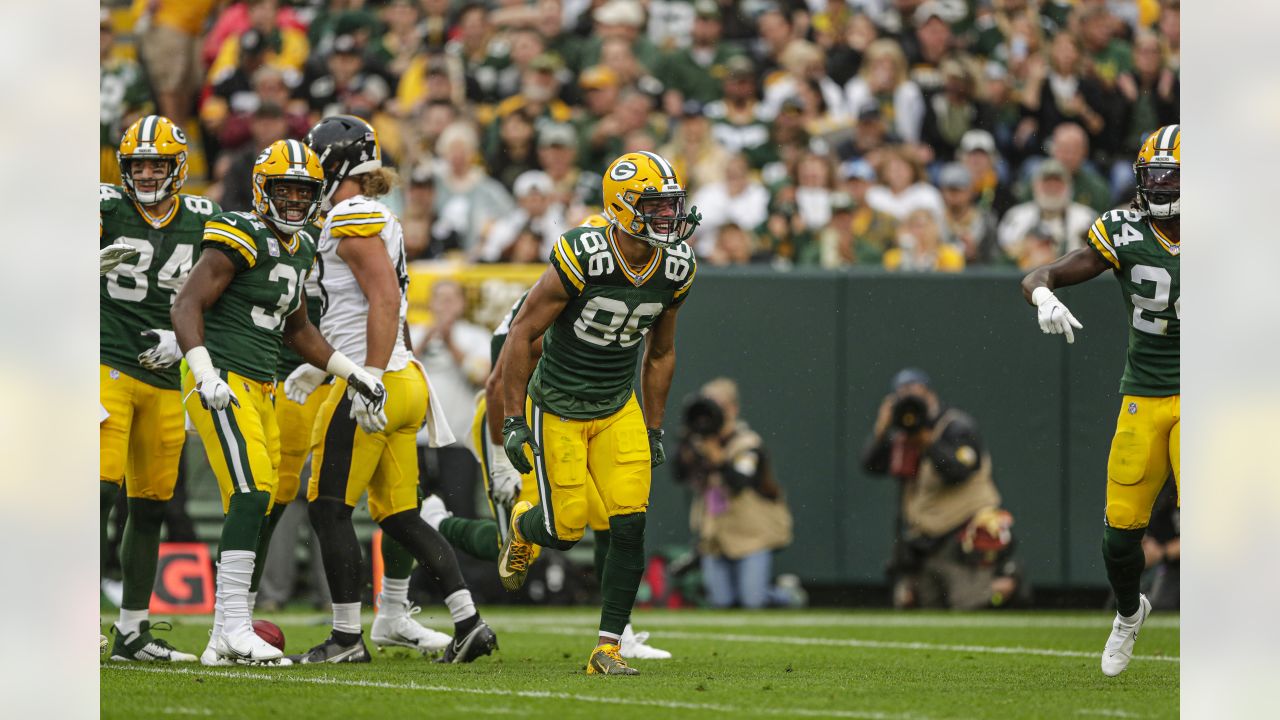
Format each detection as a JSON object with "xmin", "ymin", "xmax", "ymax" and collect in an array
[
  {"xmin": 171, "ymin": 248, "xmax": 240, "ymax": 409},
  {"xmin": 641, "ymin": 304, "xmax": 681, "ymax": 468},
  {"xmin": 1020, "ymin": 248, "xmax": 1111, "ymax": 344},
  {"xmin": 502, "ymin": 266, "xmax": 569, "ymax": 472}
]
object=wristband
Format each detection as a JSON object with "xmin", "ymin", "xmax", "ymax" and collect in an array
[
  {"xmin": 185, "ymin": 346, "xmax": 215, "ymax": 378},
  {"xmin": 326, "ymin": 351, "xmax": 361, "ymax": 380},
  {"xmin": 1031, "ymin": 287, "xmax": 1055, "ymax": 307}
]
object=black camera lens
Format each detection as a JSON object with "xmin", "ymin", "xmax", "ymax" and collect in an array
[
  {"xmin": 683, "ymin": 396, "xmax": 724, "ymax": 437},
  {"xmin": 891, "ymin": 394, "xmax": 930, "ymax": 432}
]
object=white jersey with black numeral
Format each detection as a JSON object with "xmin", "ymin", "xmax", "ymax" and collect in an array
[{"xmin": 316, "ymin": 195, "xmax": 412, "ymax": 372}]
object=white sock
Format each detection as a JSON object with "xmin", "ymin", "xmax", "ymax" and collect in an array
[
  {"xmin": 219, "ymin": 550, "xmax": 255, "ymax": 636},
  {"xmin": 208, "ymin": 562, "xmax": 223, "ymax": 649},
  {"xmin": 248, "ymin": 591, "xmax": 257, "ymax": 614},
  {"xmin": 598, "ymin": 631, "xmax": 621, "ymax": 644},
  {"xmin": 379, "ymin": 577, "xmax": 410, "ymax": 616},
  {"xmin": 117, "ymin": 608, "xmax": 148, "ymax": 636},
  {"xmin": 333, "ymin": 602, "xmax": 362, "ymax": 635},
  {"xmin": 444, "ymin": 589, "xmax": 477, "ymax": 624}
]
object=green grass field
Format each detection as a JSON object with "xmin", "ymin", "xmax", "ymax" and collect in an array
[{"xmin": 100, "ymin": 608, "xmax": 1178, "ymax": 720}]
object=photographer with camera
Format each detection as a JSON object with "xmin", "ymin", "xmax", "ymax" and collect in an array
[
  {"xmin": 862, "ymin": 368, "xmax": 1022, "ymax": 609},
  {"xmin": 675, "ymin": 378, "xmax": 795, "ymax": 609}
]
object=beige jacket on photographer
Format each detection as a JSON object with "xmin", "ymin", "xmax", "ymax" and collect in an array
[{"xmin": 687, "ymin": 420, "xmax": 794, "ymax": 560}]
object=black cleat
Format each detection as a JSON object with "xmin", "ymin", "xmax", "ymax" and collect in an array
[
  {"xmin": 287, "ymin": 632, "xmax": 372, "ymax": 664},
  {"xmin": 436, "ymin": 621, "xmax": 497, "ymax": 664}
]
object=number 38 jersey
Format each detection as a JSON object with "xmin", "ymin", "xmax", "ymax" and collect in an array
[
  {"xmin": 532, "ymin": 224, "xmax": 696, "ymax": 419},
  {"xmin": 200, "ymin": 211, "xmax": 318, "ymax": 383},
  {"xmin": 1086, "ymin": 208, "xmax": 1180, "ymax": 396},
  {"xmin": 316, "ymin": 196, "xmax": 413, "ymax": 372},
  {"xmin": 100, "ymin": 183, "xmax": 220, "ymax": 389}
]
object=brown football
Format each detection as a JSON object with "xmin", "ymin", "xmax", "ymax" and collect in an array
[{"xmin": 252, "ymin": 619, "xmax": 286, "ymax": 651}]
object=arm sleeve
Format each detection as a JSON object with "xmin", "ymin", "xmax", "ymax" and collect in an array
[{"xmin": 924, "ymin": 415, "xmax": 985, "ymax": 485}]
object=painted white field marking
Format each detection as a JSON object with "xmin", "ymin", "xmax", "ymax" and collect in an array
[
  {"xmin": 1075, "ymin": 710, "xmax": 1146, "ymax": 718},
  {"xmin": 103, "ymin": 665, "xmax": 932, "ymax": 720},
  {"xmin": 505, "ymin": 627, "xmax": 1180, "ymax": 664},
  {"xmin": 158, "ymin": 709, "xmax": 212, "ymax": 716}
]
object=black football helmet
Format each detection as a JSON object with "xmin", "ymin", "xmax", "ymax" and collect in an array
[{"xmin": 304, "ymin": 115, "xmax": 382, "ymax": 209}]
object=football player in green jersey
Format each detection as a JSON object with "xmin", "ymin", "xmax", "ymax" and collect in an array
[
  {"xmin": 101, "ymin": 114, "xmax": 220, "ymax": 662},
  {"xmin": 171, "ymin": 139, "xmax": 385, "ymax": 665},
  {"xmin": 499, "ymin": 152, "xmax": 699, "ymax": 675},
  {"xmin": 1021, "ymin": 125, "xmax": 1180, "ymax": 677}
]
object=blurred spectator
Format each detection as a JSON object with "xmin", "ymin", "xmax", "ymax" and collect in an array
[
  {"xmin": 1116, "ymin": 29, "xmax": 1178, "ymax": 191},
  {"xmin": 997, "ymin": 159, "xmax": 1095, "ymax": 268},
  {"xmin": 835, "ymin": 159, "xmax": 899, "ymax": 263},
  {"xmin": 920, "ymin": 59, "xmax": 997, "ymax": 164},
  {"xmin": 448, "ymin": 4, "xmax": 495, "ymax": 79},
  {"xmin": 475, "ymin": 26, "xmax": 548, "ymax": 104},
  {"xmin": 215, "ymin": 66, "xmax": 310, "ymax": 154},
  {"xmin": 835, "ymin": 105, "xmax": 894, "ymax": 164},
  {"xmin": 486, "ymin": 108, "xmax": 542, "ymax": 192},
  {"xmin": 574, "ymin": 0, "xmax": 662, "ymax": 74},
  {"xmin": 706, "ymin": 223, "xmax": 759, "ymax": 267},
  {"xmin": 938, "ymin": 163, "xmax": 1003, "ymax": 267},
  {"xmin": 412, "ymin": 280, "xmax": 491, "ymax": 518},
  {"xmin": 1078, "ymin": 5, "xmax": 1131, "ymax": 89},
  {"xmin": 206, "ymin": 0, "xmax": 310, "ymax": 88},
  {"xmin": 1019, "ymin": 31, "xmax": 1114, "ymax": 160},
  {"xmin": 902, "ymin": 2, "xmax": 955, "ymax": 96},
  {"xmin": 536, "ymin": 122, "xmax": 602, "ymax": 221},
  {"xmin": 676, "ymin": 378, "xmax": 794, "ymax": 609},
  {"xmin": 401, "ymin": 162, "xmax": 463, "ymax": 260},
  {"xmin": 706, "ymin": 56, "xmax": 776, "ymax": 169},
  {"xmin": 580, "ymin": 80, "xmax": 658, "ymax": 174},
  {"xmin": 866, "ymin": 147, "xmax": 945, "ymax": 224},
  {"xmin": 883, "ymin": 208, "xmax": 965, "ymax": 273},
  {"xmin": 970, "ymin": 0, "xmax": 1063, "ymax": 62},
  {"xmin": 658, "ymin": 0, "xmax": 745, "ymax": 105},
  {"xmin": 483, "ymin": 53, "xmax": 574, "ymax": 157},
  {"xmin": 202, "ymin": 29, "xmax": 277, "ymax": 145},
  {"xmin": 367, "ymin": 0, "xmax": 424, "ymax": 82},
  {"xmin": 207, "ymin": 101, "xmax": 291, "ymax": 211},
  {"xmin": 825, "ymin": 10, "xmax": 878, "ymax": 87},
  {"xmin": 862, "ymin": 368, "xmax": 1020, "ymax": 609},
  {"xmin": 1046, "ymin": 123, "xmax": 1113, "ymax": 214},
  {"xmin": 479, "ymin": 170, "xmax": 567, "ymax": 262},
  {"xmin": 756, "ymin": 184, "xmax": 815, "ymax": 265},
  {"xmin": 397, "ymin": 53, "xmax": 468, "ymax": 117},
  {"xmin": 958, "ymin": 129, "xmax": 1015, "ymax": 217},
  {"xmin": 100, "ymin": 10, "xmax": 152, "ymax": 184},
  {"xmin": 402, "ymin": 98, "xmax": 460, "ymax": 172},
  {"xmin": 659, "ymin": 100, "xmax": 731, "ymax": 196},
  {"xmin": 793, "ymin": 152, "xmax": 836, "ymax": 233},
  {"xmin": 1158, "ymin": 0, "xmax": 1180, "ymax": 71},
  {"xmin": 761, "ymin": 40, "xmax": 848, "ymax": 122},
  {"xmin": 801, "ymin": 191, "xmax": 885, "ymax": 268},
  {"xmin": 689, "ymin": 153, "xmax": 770, "ymax": 255},
  {"xmin": 751, "ymin": 4, "xmax": 795, "ymax": 80},
  {"xmin": 844, "ymin": 39, "xmax": 925, "ymax": 145},
  {"xmin": 133, "ymin": 0, "xmax": 217, "ymax": 127},
  {"xmin": 433, "ymin": 121, "xmax": 516, "ymax": 257},
  {"xmin": 294, "ymin": 33, "xmax": 391, "ymax": 123}
]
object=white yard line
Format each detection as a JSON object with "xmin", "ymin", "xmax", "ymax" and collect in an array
[
  {"xmin": 1075, "ymin": 711, "xmax": 1146, "ymax": 718},
  {"xmin": 503, "ymin": 627, "xmax": 1180, "ymax": 664},
  {"xmin": 103, "ymin": 665, "xmax": 929, "ymax": 720}
]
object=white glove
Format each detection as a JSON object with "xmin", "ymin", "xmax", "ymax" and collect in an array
[
  {"xmin": 284, "ymin": 363, "xmax": 328, "ymax": 405},
  {"xmin": 99, "ymin": 242, "xmax": 139, "ymax": 276},
  {"xmin": 488, "ymin": 439, "xmax": 523, "ymax": 504},
  {"xmin": 1032, "ymin": 287, "xmax": 1084, "ymax": 344},
  {"xmin": 346, "ymin": 367, "xmax": 388, "ymax": 434},
  {"xmin": 137, "ymin": 329, "xmax": 182, "ymax": 370},
  {"xmin": 185, "ymin": 346, "xmax": 239, "ymax": 411}
]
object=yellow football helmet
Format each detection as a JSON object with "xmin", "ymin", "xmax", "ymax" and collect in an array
[
  {"xmin": 118, "ymin": 115, "xmax": 189, "ymax": 205},
  {"xmin": 252, "ymin": 139, "xmax": 324, "ymax": 235},
  {"xmin": 579, "ymin": 213, "xmax": 610, "ymax": 228},
  {"xmin": 602, "ymin": 151, "xmax": 701, "ymax": 247},
  {"xmin": 1133, "ymin": 124, "xmax": 1179, "ymax": 219}
]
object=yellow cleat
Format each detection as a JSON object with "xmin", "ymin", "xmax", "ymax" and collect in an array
[
  {"xmin": 498, "ymin": 501, "xmax": 535, "ymax": 591},
  {"xmin": 587, "ymin": 643, "xmax": 639, "ymax": 676}
]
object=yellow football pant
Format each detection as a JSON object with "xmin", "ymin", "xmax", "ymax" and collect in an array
[
  {"xmin": 274, "ymin": 381, "xmax": 333, "ymax": 505},
  {"xmin": 1105, "ymin": 394, "xmax": 1180, "ymax": 529},
  {"xmin": 100, "ymin": 364, "xmax": 185, "ymax": 500},
  {"xmin": 308, "ymin": 365, "xmax": 424, "ymax": 523},
  {"xmin": 524, "ymin": 393, "xmax": 650, "ymax": 542},
  {"xmin": 183, "ymin": 369, "xmax": 280, "ymax": 513}
]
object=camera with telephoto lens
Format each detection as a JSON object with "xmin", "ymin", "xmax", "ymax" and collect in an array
[
  {"xmin": 682, "ymin": 395, "xmax": 725, "ymax": 438},
  {"xmin": 890, "ymin": 393, "xmax": 932, "ymax": 433}
]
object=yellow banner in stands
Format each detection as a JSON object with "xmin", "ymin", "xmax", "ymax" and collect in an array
[{"xmin": 405, "ymin": 261, "xmax": 543, "ymax": 331}]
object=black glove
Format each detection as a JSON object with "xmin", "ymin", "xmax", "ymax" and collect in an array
[
  {"xmin": 648, "ymin": 427, "xmax": 666, "ymax": 468},
  {"xmin": 502, "ymin": 416, "xmax": 541, "ymax": 474}
]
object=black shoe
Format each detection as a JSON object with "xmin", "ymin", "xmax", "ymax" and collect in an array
[
  {"xmin": 436, "ymin": 621, "xmax": 497, "ymax": 664},
  {"xmin": 287, "ymin": 632, "xmax": 372, "ymax": 664}
]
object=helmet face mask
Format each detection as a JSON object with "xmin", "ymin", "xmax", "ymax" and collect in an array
[
  {"xmin": 266, "ymin": 178, "xmax": 322, "ymax": 227},
  {"xmin": 1133, "ymin": 124, "xmax": 1180, "ymax": 220},
  {"xmin": 118, "ymin": 115, "xmax": 188, "ymax": 206}
]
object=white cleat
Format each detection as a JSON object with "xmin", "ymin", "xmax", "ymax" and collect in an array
[
  {"xmin": 372, "ymin": 601, "xmax": 451, "ymax": 655},
  {"xmin": 419, "ymin": 494, "xmax": 451, "ymax": 531},
  {"xmin": 620, "ymin": 624, "xmax": 672, "ymax": 660},
  {"xmin": 216, "ymin": 628, "xmax": 291, "ymax": 666},
  {"xmin": 200, "ymin": 645, "xmax": 234, "ymax": 666},
  {"xmin": 1101, "ymin": 594, "xmax": 1152, "ymax": 677}
]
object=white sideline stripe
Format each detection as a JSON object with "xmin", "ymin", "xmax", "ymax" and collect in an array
[
  {"xmin": 104, "ymin": 665, "xmax": 924, "ymax": 720},
  {"xmin": 1076, "ymin": 710, "xmax": 1145, "ymax": 718},
  {"xmin": 504, "ymin": 627, "xmax": 1181, "ymax": 664},
  {"xmin": 160, "ymin": 708, "xmax": 212, "ymax": 716}
]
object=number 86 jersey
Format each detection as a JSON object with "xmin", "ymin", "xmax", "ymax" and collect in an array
[
  {"xmin": 1086, "ymin": 208, "xmax": 1179, "ymax": 396},
  {"xmin": 531, "ymin": 224, "xmax": 696, "ymax": 420}
]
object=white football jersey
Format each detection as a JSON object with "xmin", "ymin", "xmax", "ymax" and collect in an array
[{"xmin": 316, "ymin": 195, "xmax": 412, "ymax": 372}]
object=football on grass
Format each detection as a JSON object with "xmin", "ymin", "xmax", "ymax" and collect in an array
[{"xmin": 253, "ymin": 620, "xmax": 285, "ymax": 651}]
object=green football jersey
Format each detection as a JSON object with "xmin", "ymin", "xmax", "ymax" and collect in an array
[
  {"xmin": 274, "ymin": 220, "xmax": 325, "ymax": 378},
  {"xmin": 200, "ymin": 211, "xmax": 318, "ymax": 384},
  {"xmin": 1086, "ymin": 208, "xmax": 1180, "ymax": 396},
  {"xmin": 490, "ymin": 291, "xmax": 529, "ymax": 367},
  {"xmin": 100, "ymin": 184, "xmax": 221, "ymax": 389},
  {"xmin": 529, "ymin": 225, "xmax": 696, "ymax": 419}
]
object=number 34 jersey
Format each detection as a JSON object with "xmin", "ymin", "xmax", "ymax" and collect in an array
[
  {"xmin": 200, "ymin": 210, "xmax": 317, "ymax": 384},
  {"xmin": 1086, "ymin": 208, "xmax": 1180, "ymax": 396},
  {"xmin": 100, "ymin": 183, "xmax": 221, "ymax": 389},
  {"xmin": 533, "ymin": 224, "xmax": 696, "ymax": 420}
]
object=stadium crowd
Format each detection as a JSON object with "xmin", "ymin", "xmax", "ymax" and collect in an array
[{"xmin": 102, "ymin": 0, "xmax": 1180, "ymax": 274}]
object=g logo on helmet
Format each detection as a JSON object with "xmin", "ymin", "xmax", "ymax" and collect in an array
[
  {"xmin": 609, "ymin": 161, "xmax": 637, "ymax": 181},
  {"xmin": 171, "ymin": 126, "xmax": 188, "ymax": 144},
  {"xmin": 255, "ymin": 148, "xmax": 272, "ymax": 165}
]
